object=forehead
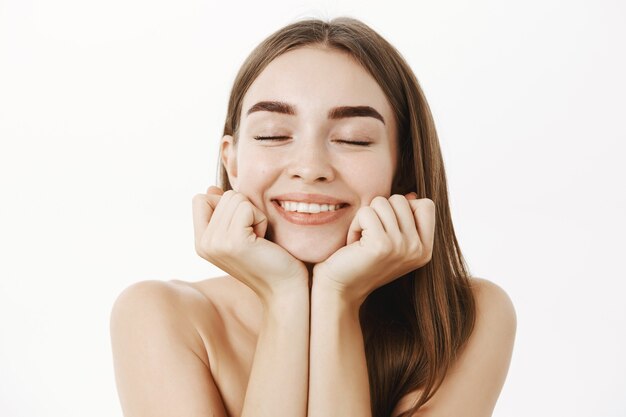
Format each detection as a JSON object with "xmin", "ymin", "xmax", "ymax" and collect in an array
[{"xmin": 241, "ymin": 46, "xmax": 395, "ymax": 130}]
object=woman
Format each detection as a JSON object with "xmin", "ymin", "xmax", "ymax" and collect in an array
[{"xmin": 110, "ymin": 17, "xmax": 516, "ymax": 417}]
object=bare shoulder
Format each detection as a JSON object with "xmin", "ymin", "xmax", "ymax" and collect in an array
[
  {"xmin": 187, "ymin": 275, "xmax": 263, "ymax": 332},
  {"xmin": 109, "ymin": 278, "xmax": 232, "ymax": 417},
  {"xmin": 469, "ymin": 277, "xmax": 517, "ymax": 332},
  {"xmin": 110, "ymin": 279, "xmax": 222, "ymax": 366},
  {"xmin": 392, "ymin": 277, "xmax": 516, "ymax": 417},
  {"xmin": 425, "ymin": 277, "xmax": 516, "ymax": 415},
  {"xmin": 111, "ymin": 278, "xmax": 220, "ymax": 321},
  {"xmin": 109, "ymin": 275, "xmax": 254, "ymax": 357}
]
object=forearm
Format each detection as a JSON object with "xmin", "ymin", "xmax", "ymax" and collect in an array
[
  {"xmin": 308, "ymin": 280, "xmax": 372, "ymax": 417},
  {"xmin": 241, "ymin": 285, "xmax": 310, "ymax": 417}
]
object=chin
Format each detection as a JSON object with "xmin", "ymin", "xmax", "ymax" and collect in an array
[
  {"xmin": 273, "ymin": 233, "xmax": 345, "ymax": 265},
  {"xmin": 287, "ymin": 242, "xmax": 339, "ymax": 264}
]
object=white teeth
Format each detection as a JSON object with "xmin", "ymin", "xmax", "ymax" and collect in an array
[{"xmin": 278, "ymin": 200, "xmax": 341, "ymax": 213}]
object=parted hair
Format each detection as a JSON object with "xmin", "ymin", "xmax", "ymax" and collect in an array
[{"xmin": 218, "ymin": 17, "xmax": 476, "ymax": 417}]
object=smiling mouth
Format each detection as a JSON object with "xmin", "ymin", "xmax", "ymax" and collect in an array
[
  {"xmin": 271, "ymin": 200, "xmax": 349, "ymax": 226},
  {"xmin": 274, "ymin": 200, "xmax": 349, "ymax": 214}
]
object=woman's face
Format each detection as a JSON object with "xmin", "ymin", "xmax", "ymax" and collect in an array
[{"xmin": 221, "ymin": 46, "xmax": 398, "ymax": 264}]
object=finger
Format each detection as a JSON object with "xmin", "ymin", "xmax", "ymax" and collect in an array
[
  {"xmin": 192, "ymin": 192, "xmax": 219, "ymax": 245},
  {"xmin": 388, "ymin": 194, "xmax": 419, "ymax": 239},
  {"xmin": 210, "ymin": 190, "xmax": 244, "ymax": 232},
  {"xmin": 346, "ymin": 206, "xmax": 385, "ymax": 245},
  {"xmin": 205, "ymin": 186, "xmax": 224, "ymax": 210},
  {"xmin": 408, "ymin": 198, "xmax": 436, "ymax": 251},
  {"xmin": 215, "ymin": 192, "xmax": 267, "ymax": 238},
  {"xmin": 207, "ymin": 185, "xmax": 224, "ymax": 196},
  {"xmin": 369, "ymin": 196, "xmax": 402, "ymax": 241},
  {"xmin": 231, "ymin": 200, "xmax": 268, "ymax": 240},
  {"xmin": 192, "ymin": 187, "xmax": 231, "ymax": 247},
  {"xmin": 250, "ymin": 203, "xmax": 268, "ymax": 238}
]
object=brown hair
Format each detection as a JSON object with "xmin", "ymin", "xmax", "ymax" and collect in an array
[{"xmin": 218, "ymin": 17, "xmax": 476, "ymax": 417}]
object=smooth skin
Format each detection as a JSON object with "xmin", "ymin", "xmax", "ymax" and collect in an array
[{"xmin": 110, "ymin": 46, "xmax": 516, "ymax": 417}]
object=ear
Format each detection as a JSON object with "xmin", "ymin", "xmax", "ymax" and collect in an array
[{"xmin": 220, "ymin": 135, "xmax": 238, "ymax": 189}]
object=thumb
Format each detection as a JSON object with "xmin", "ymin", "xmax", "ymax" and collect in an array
[
  {"xmin": 250, "ymin": 204, "xmax": 268, "ymax": 238},
  {"xmin": 346, "ymin": 209, "xmax": 364, "ymax": 245}
]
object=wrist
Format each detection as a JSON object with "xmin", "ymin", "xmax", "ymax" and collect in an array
[
  {"xmin": 262, "ymin": 278, "xmax": 310, "ymax": 310},
  {"xmin": 311, "ymin": 274, "xmax": 365, "ymax": 312}
]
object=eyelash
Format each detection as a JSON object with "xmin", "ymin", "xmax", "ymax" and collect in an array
[
  {"xmin": 253, "ymin": 135, "xmax": 371, "ymax": 146},
  {"xmin": 253, "ymin": 135, "xmax": 291, "ymax": 141}
]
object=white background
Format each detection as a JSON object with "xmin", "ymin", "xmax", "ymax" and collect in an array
[{"xmin": 1, "ymin": 0, "xmax": 625, "ymax": 416}]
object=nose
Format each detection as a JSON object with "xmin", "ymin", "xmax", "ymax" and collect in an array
[{"xmin": 286, "ymin": 137, "xmax": 335, "ymax": 184}]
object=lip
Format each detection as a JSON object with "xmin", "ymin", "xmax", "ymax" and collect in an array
[
  {"xmin": 271, "ymin": 193, "xmax": 349, "ymax": 205},
  {"xmin": 271, "ymin": 194, "xmax": 350, "ymax": 226}
]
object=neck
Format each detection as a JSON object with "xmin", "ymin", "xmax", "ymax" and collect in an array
[{"xmin": 305, "ymin": 262, "xmax": 315, "ymax": 287}]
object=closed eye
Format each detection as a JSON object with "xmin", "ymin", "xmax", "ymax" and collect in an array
[
  {"xmin": 253, "ymin": 135, "xmax": 291, "ymax": 141},
  {"xmin": 334, "ymin": 139, "xmax": 372, "ymax": 146},
  {"xmin": 253, "ymin": 136, "xmax": 372, "ymax": 146}
]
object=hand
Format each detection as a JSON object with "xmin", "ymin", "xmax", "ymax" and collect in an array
[
  {"xmin": 192, "ymin": 186, "xmax": 309, "ymax": 303},
  {"xmin": 313, "ymin": 193, "xmax": 436, "ymax": 305}
]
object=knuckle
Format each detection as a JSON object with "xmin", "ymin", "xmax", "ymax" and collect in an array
[
  {"xmin": 219, "ymin": 239, "xmax": 239, "ymax": 256},
  {"xmin": 418, "ymin": 242, "xmax": 432, "ymax": 261},
  {"xmin": 192, "ymin": 193, "xmax": 205, "ymax": 204},
  {"xmin": 198, "ymin": 234, "xmax": 213, "ymax": 253},
  {"xmin": 201, "ymin": 233, "xmax": 234, "ymax": 257},
  {"xmin": 371, "ymin": 196, "xmax": 388, "ymax": 206},
  {"xmin": 389, "ymin": 194, "xmax": 404, "ymax": 203},
  {"xmin": 240, "ymin": 200, "xmax": 253, "ymax": 210},
  {"xmin": 195, "ymin": 244, "xmax": 209, "ymax": 260},
  {"xmin": 390, "ymin": 233, "xmax": 403, "ymax": 247},
  {"xmin": 223, "ymin": 190, "xmax": 236, "ymax": 199},
  {"xmin": 231, "ymin": 192, "xmax": 248, "ymax": 206},
  {"xmin": 371, "ymin": 237, "xmax": 392, "ymax": 256},
  {"xmin": 421, "ymin": 198, "xmax": 436, "ymax": 210},
  {"xmin": 407, "ymin": 238, "xmax": 420, "ymax": 254},
  {"xmin": 194, "ymin": 239, "xmax": 211, "ymax": 260},
  {"xmin": 422, "ymin": 250, "xmax": 433, "ymax": 264}
]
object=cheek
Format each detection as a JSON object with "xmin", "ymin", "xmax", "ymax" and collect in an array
[
  {"xmin": 233, "ymin": 151, "xmax": 278, "ymax": 204},
  {"xmin": 358, "ymin": 183, "xmax": 393, "ymax": 206},
  {"xmin": 235, "ymin": 166, "xmax": 267, "ymax": 195},
  {"xmin": 238, "ymin": 146, "xmax": 283, "ymax": 176},
  {"xmin": 347, "ymin": 157, "xmax": 395, "ymax": 204}
]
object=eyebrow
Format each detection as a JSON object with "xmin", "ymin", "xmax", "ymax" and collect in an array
[{"xmin": 246, "ymin": 100, "xmax": 386, "ymax": 125}]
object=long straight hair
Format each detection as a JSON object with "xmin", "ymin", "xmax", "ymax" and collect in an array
[{"xmin": 217, "ymin": 17, "xmax": 476, "ymax": 417}]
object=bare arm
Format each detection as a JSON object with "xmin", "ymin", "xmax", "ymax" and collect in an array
[
  {"xmin": 240, "ymin": 284, "xmax": 310, "ymax": 417},
  {"xmin": 188, "ymin": 188, "xmax": 311, "ymax": 416},
  {"xmin": 307, "ymin": 279, "xmax": 372, "ymax": 417},
  {"xmin": 307, "ymin": 195, "xmax": 434, "ymax": 417},
  {"xmin": 306, "ymin": 278, "xmax": 516, "ymax": 417}
]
